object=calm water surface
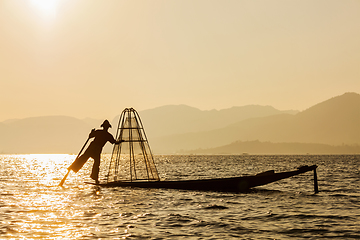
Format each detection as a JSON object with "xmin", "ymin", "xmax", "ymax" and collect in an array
[{"xmin": 0, "ymin": 154, "xmax": 359, "ymax": 239}]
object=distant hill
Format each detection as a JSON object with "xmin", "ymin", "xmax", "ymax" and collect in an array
[
  {"xmin": 139, "ymin": 104, "xmax": 298, "ymax": 138},
  {"xmin": 185, "ymin": 140, "xmax": 360, "ymax": 155},
  {"xmin": 0, "ymin": 116, "xmax": 93, "ymax": 153},
  {"xmin": 151, "ymin": 92, "xmax": 360, "ymax": 153}
]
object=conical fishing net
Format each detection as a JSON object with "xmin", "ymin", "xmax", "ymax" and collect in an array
[{"xmin": 107, "ymin": 108, "xmax": 159, "ymax": 182}]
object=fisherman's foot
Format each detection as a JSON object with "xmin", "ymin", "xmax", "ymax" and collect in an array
[{"xmin": 95, "ymin": 180, "xmax": 99, "ymax": 184}]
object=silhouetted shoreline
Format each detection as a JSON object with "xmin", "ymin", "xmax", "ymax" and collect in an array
[{"xmin": 183, "ymin": 140, "xmax": 360, "ymax": 155}]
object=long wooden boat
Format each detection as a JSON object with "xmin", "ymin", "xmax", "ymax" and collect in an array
[{"xmin": 91, "ymin": 165, "xmax": 319, "ymax": 193}]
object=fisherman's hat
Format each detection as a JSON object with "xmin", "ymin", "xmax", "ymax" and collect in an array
[{"xmin": 101, "ymin": 120, "xmax": 112, "ymax": 128}]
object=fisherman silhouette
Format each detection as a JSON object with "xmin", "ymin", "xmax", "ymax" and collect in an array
[{"xmin": 67, "ymin": 120, "xmax": 121, "ymax": 184}]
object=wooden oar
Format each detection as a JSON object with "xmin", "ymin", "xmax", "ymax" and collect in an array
[{"xmin": 59, "ymin": 137, "xmax": 90, "ymax": 187}]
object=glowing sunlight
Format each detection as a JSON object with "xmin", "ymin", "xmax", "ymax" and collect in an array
[{"xmin": 28, "ymin": 0, "xmax": 60, "ymax": 18}]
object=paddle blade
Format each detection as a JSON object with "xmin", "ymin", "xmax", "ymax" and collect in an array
[{"xmin": 59, "ymin": 170, "xmax": 70, "ymax": 187}]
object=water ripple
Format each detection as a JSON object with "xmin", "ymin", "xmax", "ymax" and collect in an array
[{"xmin": 0, "ymin": 154, "xmax": 359, "ymax": 239}]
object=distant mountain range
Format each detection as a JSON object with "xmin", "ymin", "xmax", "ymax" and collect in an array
[
  {"xmin": 151, "ymin": 92, "xmax": 360, "ymax": 153},
  {"xmin": 0, "ymin": 92, "xmax": 359, "ymax": 154}
]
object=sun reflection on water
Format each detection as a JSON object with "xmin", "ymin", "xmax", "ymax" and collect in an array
[
  {"xmin": 23, "ymin": 154, "xmax": 74, "ymax": 185},
  {"xmin": 0, "ymin": 154, "xmax": 87, "ymax": 238}
]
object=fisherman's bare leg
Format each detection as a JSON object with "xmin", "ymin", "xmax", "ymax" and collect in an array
[{"xmin": 90, "ymin": 154, "xmax": 101, "ymax": 184}]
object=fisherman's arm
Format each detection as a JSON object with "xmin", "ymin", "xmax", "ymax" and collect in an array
[
  {"xmin": 89, "ymin": 129, "xmax": 96, "ymax": 138},
  {"xmin": 109, "ymin": 134, "xmax": 123, "ymax": 144}
]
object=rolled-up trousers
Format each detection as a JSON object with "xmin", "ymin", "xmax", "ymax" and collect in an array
[{"xmin": 68, "ymin": 148, "xmax": 101, "ymax": 181}]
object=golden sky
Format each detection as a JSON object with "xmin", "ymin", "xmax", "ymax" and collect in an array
[{"xmin": 1, "ymin": 0, "xmax": 359, "ymax": 121}]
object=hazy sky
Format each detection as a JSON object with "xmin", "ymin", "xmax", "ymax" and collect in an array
[{"xmin": 1, "ymin": 0, "xmax": 359, "ymax": 121}]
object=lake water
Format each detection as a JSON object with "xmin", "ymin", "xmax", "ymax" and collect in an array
[{"xmin": 0, "ymin": 154, "xmax": 359, "ymax": 239}]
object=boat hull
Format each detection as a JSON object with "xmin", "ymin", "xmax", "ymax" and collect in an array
[{"xmin": 93, "ymin": 165, "xmax": 318, "ymax": 193}]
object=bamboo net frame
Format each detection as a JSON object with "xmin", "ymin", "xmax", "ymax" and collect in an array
[{"xmin": 107, "ymin": 108, "xmax": 160, "ymax": 183}]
